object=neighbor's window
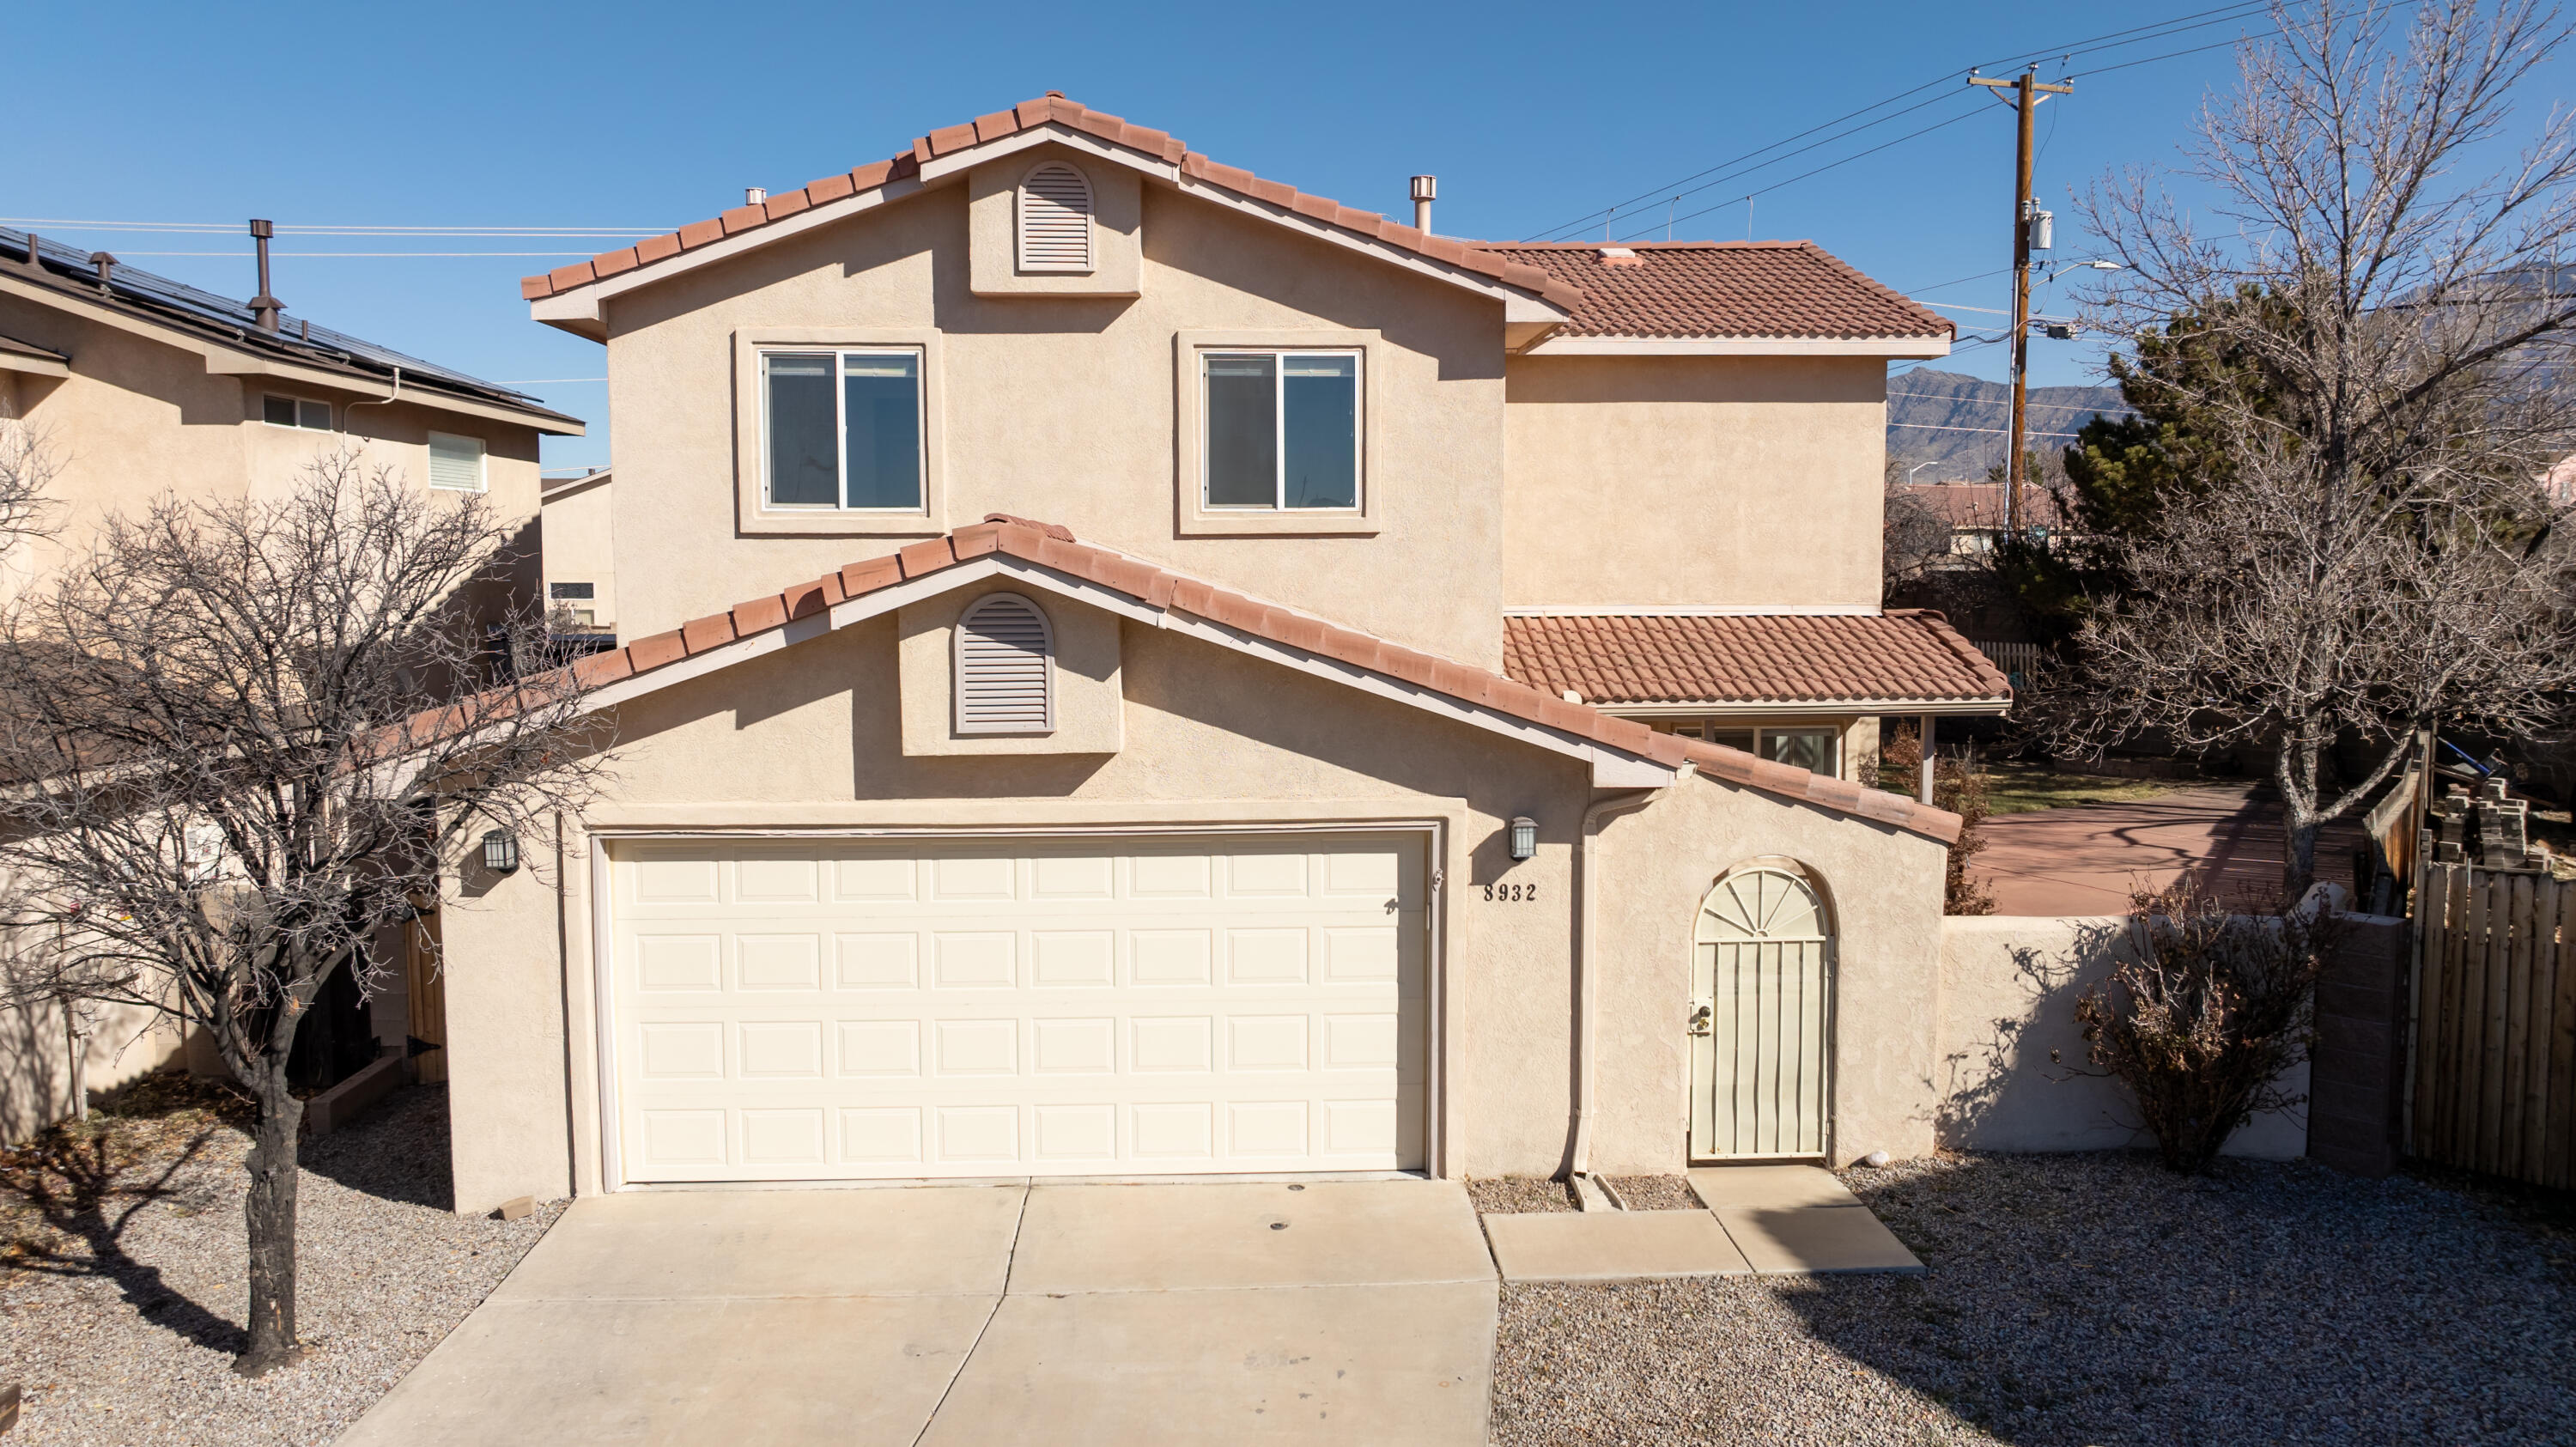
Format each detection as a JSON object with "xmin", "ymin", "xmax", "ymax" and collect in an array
[
  {"xmin": 1203, "ymin": 350, "xmax": 1359, "ymax": 511},
  {"xmin": 1765, "ymin": 728, "xmax": 1840, "ymax": 776},
  {"xmin": 263, "ymin": 395, "xmax": 331, "ymax": 430},
  {"xmin": 763, "ymin": 350, "xmax": 923, "ymax": 511},
  {"xmin": 428, "ymin": 431, "xmax": 487, "ymax": 492}
]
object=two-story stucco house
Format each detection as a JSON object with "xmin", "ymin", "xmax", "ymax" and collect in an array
[
  {"xmin": 437, "ymin": 94, "xmax": 2007, "ymax": 1213},
  {"xmin": 0, "ymin": 227, "xmax": 585, "ymax": 1141}
]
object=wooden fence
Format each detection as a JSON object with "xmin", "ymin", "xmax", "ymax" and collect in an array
[{"xmin": 2409, "ymin": 863, "xmax": 2576, "ymax": 1186}]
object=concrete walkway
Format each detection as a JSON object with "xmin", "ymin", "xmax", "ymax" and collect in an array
[
  {"xmin": 1480, "ymin": 1165, "xmax": 1921, "ymax": 1283},
  {"xmin": 336, "ymin": 1180, "xmax": 1498, "ymax": 1446},
  {"xmin": 1976, "ymin": 782, "xmax": 2369, "ymax": 915}
]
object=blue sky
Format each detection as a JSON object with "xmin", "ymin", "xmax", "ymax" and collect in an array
[{"xmin": 8, "ymin": 1, "xmax": 2523, "ymax": 471}]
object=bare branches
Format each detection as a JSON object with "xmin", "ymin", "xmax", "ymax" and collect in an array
[
  {"xmin": 0, "ymin": 400, "xmax": 61, "ymax": 555},
  {"xmin": 2047, "ymin": 1, "xmax": 2576, "ymax": 897}
]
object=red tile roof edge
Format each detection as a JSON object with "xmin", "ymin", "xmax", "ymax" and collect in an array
[
  {"xmin": 1886, "ymin": 609, "xmax": 2014, "ymax": 697},
  {"xmin": 519, "ymin": 94, "xmax": 1584, "ymax": 314},
  {"xmin": 512, "ymin": 520, "xmax": 1962, "ymax": 846}
]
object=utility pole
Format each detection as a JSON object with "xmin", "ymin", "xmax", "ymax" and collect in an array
[{"xmin": 1968, "ymin": 69, "xmax": 2072, "ymax": 532}]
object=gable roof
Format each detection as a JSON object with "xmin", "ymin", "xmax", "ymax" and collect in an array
[
  {"xmin": 3, "ymin": 228, "xmax": 582, "ymax": 435},
  {"xmin": 545, "ymin": 517, "xmax": 1961, "ymax": 844},
  {"xmin": 1503, "ymin": 611, "xmax": 2010, "ymax": 713},
  {"xmin": 519, "ymin": 93, "xmax": 1583, "ymax": 320},
  {"xmin": 1474, "ymin": 241, "xmax": 1950, "ymax": 342}
]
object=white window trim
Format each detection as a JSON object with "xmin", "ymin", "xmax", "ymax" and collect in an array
[
  {"xmin": 952, "ymin": 592, "xmax": 1055, "ymax": 736},
  {"xmin": 731, "ymin": 328, "xmax": 945, "ymax": 538},
  {"xmin": 1015, "ymin": 160, "xmax": 1095, "ymax": 274},
  {"xmin": 1172, "ymin": 328, "xmax": 1382, "ymax": 538},
  {"xmin": 262, "ymin": 394, "xmax": 333, "ymax": 431},
  {"xmin": 1200, "ymin": 349, "xmax": 1365, "ymax": 515},
  {"xmin": 427, "ymin": 430, "xmax": 488, "ymax": 492},
  {"xmin": 757, "ymin": 347, "xmax": 928, "ymax": 515}
]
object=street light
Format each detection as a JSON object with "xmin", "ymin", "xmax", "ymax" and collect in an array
[
  {"xmin": 1905, "ymin": 460, "xmax": 1941, "ymax": 483},
  {"xmin": 2045, "ymin": 258, "xmax": 2123, "ymax": 284}
]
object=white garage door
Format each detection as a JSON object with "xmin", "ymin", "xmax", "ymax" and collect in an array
[{"xmin": 605, "ymin": 833, "xmax": 1427, "ymax": 1182}]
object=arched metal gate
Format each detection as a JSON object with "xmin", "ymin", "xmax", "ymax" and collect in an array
[{"xmin": 1689, "ymin": 865, "xmax": 1834, "ymax": 1159}]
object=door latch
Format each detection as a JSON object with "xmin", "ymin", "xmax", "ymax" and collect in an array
[{"xmin": 1687, "ymin": 1005, "xmax": 1712, "ymax": 1037}]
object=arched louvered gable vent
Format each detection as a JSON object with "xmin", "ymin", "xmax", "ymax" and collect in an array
[
  {"xmin": 1017, "ymin": 161, "xmax": 1095, "ymax": 272},
  {"xmin": 955, "ymin": 593, "xmax": 1055, "ymax": 734}
]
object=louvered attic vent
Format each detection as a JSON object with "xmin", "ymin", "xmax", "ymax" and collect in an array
[
  {"xmin": 1017, "ymin": 161, "xmax": 1095, "ymax": 272},
  {"xmin": 955, "ymin": 593, "xmax": 1054, "ymax": 734}
]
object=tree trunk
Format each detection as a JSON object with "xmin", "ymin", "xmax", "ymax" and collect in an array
[{"xmin": 235, "ymin": 1074, "xmax": 305, "ymax": 1377}]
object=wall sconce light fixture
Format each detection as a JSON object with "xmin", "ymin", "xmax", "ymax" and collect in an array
[
  {"xmin": 1508, "ymin": 816, "xmax": 1537, "ymax": 861},
  {"xmin": 482, "ymin": 828, "xmax": 520, "ymax": 875}
]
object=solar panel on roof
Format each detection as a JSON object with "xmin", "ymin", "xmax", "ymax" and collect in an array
[{"xmin": 1, "ymin": 225, "xmax": 567, "ymax": 418}]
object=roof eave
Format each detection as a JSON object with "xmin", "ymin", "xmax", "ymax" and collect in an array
[{"xmin": 1519, "ymin": 332, "xmax": 1953, "ymax": 358}]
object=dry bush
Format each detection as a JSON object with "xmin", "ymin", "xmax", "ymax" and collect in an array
[
  {"xmin": 2068, "ymin": 885, "xmax": 2326, "ymax": 1173},
  {"xmin": 1884, "ymin": 723, "xmax": 1995, "ymax": 915}
]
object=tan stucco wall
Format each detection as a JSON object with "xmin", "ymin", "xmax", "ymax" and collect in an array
[
  {"xmin": 1502, "ymin": 355, "xmax": 1886, "ymax": 609},
  {"xmin": 598, "ymin": 179, "xmax": 1509, "ymax": 666},
  {"xmin": 541, "ymin": 475, "xmax": 617, "ymax": 633},
  {"xmin": 438, "ymin": 581, "xmax": 1955, "ymax": 1212},
  {"xmin": 1935, "ymin": 914, "xmax": 2306, "ymax": 1160}
]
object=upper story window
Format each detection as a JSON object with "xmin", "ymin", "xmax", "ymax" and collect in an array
[
  {"xmin": 955, "ymin": 593, "xmax": 1054, "ymax": 735},
  {"xmin": 1202, "ymin": 350, "xmax": 1361, "ymax": 512},
  {"xmin": 263, "ymin": 395, "xmax": 331, "ymax": 430},
  {"xmin": 1017, "ymin": 161, "xmax": 1095, "ymax": 272},
  {"xmin": 428, "ymin": 431, "xmax": 488, "ymax": 492},
  {"xmin": 762, "ymin": 350, "xmax": 924, "ymax": 512}
]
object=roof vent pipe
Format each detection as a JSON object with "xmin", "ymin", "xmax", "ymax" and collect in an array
[
  {"xmin": 18, "ymin": 234, "xmax": 38, "ymax": 271},
  {"xmin": 89, "ymin": 252, "xmax": 116, "ymax": 285},
  {"xmin": 246, "ymin": 219, "xmax": 283, "ymax": 332},
  {"xmin": 745, "ymin": 186, "xmax": 767, "ymax": 207},
  {"xmin": 1411, "ymin": 175, "xmax": 1437, "ymax": 234}
]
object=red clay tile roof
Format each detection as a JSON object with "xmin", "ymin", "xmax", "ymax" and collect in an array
[
  {"xmin": 519, "ymin": 94, "xmax": 1583, "ymax": 313},
  {"xmin": 532, "ymin": 518, "xmax": 1959, "ymax": 843},
  {"xmin": 1468, "ymin": 241, "xmax": 1950, "ymax": 340},
  {"xmin": 1502, "ymin": 611, "xmax": 2009, "ymax": 708}
]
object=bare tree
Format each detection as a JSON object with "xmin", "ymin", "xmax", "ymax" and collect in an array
[
  {"xmin": 0, "ymin": 400, "xmax": 62, "ymax": 562},
  {"xmin": 0, "ymin": 450, "xmax": 606, "ymax": 1374},
  {"xmin": 2052, "ymin": 0, "xmax": 2576, "ymax": 898},
  {"xmin": 1882, "ymin": 459, "xmax": 1957, "ymax": 598}
]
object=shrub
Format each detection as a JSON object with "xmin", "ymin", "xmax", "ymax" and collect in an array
[
  {"xmin": 2069, "ymin": 885, "xmax": 2324, "ymax": 1172},
  {"xmin": 1882, "ymin": 723, "xmax": 1995, "ymax": 915}
]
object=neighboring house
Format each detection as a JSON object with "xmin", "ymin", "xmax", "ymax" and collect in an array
[
  {"xmin": 437, "ymin": 93, "xmax": 2001, "ymax": 1213},
  {"xmin": 1892, "ymin": 479, "xmax": 2072, "ymax": 558},
  {"xmin": 0, "ymin": 227, "xmax": 582, "ymax": 606},
  {"xmin": 541, "ymin": 466, "xmax": 617, "ymax": 641},
  {"xmin": 0, "ymin": 227, "xmax": 585, "ymax": 1140}
]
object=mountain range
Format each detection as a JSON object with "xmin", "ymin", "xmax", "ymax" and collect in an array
[{"xmin": 1885, "ymin": 368, "xmax": 2132, "ymax": 479}]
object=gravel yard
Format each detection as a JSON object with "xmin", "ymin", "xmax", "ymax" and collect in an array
[
  {"xmin": 1492, "ymin": 1151, "xmax": 2576, "ymax": 1445},
  {"xmin": 0, "ymin": 1079, "xmax": 559, "ymax": 1447}
]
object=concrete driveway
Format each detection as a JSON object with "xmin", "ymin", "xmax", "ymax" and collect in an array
[{"xmin": 335, "ymin": 1179, "xmax": 1498, "ymax": 1445}]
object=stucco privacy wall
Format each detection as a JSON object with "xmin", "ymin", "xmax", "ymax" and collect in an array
[
  {"xmin": 437, "ymin": 587, "xmax": 1947, "ymax": 1212},
  {"xmin": 599, "ymin": 179, "xmax": 1507, "ymax": 666},
  {"xmin": 0, "ymin": 996, "xmax": 179, "ymax": 1146},
  {"xmin": 1935, "ymin": 914, "xmax": 2306, "ymax": 1160},
  {"xmin": 1501, "ymin": 355, "xmax": 1886, "ymax": 610},
  {"xmin": 1593, "ymin": 776, "xmax": 1950, "ymax": 1170}
]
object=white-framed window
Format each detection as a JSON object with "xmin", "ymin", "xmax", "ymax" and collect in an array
[
  {"xmin": 1017, "ymin": 161, "xmax": 1095, "ymax": 271},
  {"xmin": 263, "ymin": 395, "xmax": 332, "ymax": 430},
  {"xmin": 762, "ymin": 349, "xmax": 925, "ymax": 511},
  {"xmin": 954, "ymin": 593, "xmax": 1054, "ymax": 735},
  {"xmin": 1201, "ymin": 350, "xmax": 1362, "ymax": 511},
  {"xmin": 1664, "ymin": 723, "xmax": 1841, "ymax": 777},
  {"xmin": 428, "ymin": 431, "xmax": 487, "ymax": 492}
]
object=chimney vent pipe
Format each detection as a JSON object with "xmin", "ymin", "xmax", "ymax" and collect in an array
[
  {"xmin": 745, "ymin": 186, "xmax": 767, "ymax": 206},
  {"xmin": 1410, "ymin": 175, "xmax": 1437, "ymax": 234},
  {"xmin": 247, "ymin": 219, "xmax": 284, "ymax": 332}
]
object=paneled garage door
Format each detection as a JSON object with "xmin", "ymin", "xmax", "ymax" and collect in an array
[{"xmin": 604, "ymin": 833, "xmax": 1427, "ymax": 1182}]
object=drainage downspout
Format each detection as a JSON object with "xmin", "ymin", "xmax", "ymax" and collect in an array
[{"xmin": 1569, "ymin": 783, "xmax": 1668, "ymax": 1191}]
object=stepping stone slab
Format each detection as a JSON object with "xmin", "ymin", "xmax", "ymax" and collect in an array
[
  {"xmin": 1686, "ymin": 1164, "xmax": 1863, "ymax": 1211},
  {"xmin": 1481, "ymin": 1209, "xmax": 1753, "ymax": 1283},
  {"xmin": 1714, "ymin": 1205, "xmax": 1924, "ymax": 1276}
]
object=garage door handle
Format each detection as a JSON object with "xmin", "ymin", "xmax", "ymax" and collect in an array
[{"xmin": 1687, "ymin": 1005, "xmax": 1711, "ymax": 1037}]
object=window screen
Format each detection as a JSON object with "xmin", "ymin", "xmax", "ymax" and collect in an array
[
  {"xmin": 549, "ymin": 581, "xmax": 595, "ymax": 600},
  {"xmin": 428, "ymin": 432, "xmax": 486, "ymax": 491},
  {"xmin": 1201, "ymin": 350, "xmax": 1359, "ymax": 510},
  {"xmin": 1765, "ymin": 728, "xmax": 1839, "ymax": 775},
  {"xmin": 263, "ymin": 396, "xmax": 331, "ymax": 429},
  {"xmin": 762, "ymin": 350, "xmax": 923, "ymax": 510}
]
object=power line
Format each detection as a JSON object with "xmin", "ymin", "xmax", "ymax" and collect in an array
[
  {"xmin": 1525, "ymin": 0, "xmax": 2277, "ymax": 243},
  {"xmin": 1887, "ymin": 390, "xmax": 2131, "ymax": 414},
  {"xmin": 1, "ymin": 218, "xmax": 671, "ymax": 236},
  {"xmin": 1890, "ymin": 419, "xmax": 2090, "ymax": 439},
  {"xmin": 1616, "ymin": 105, "xmax": 1990, "ymax": 242}
]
